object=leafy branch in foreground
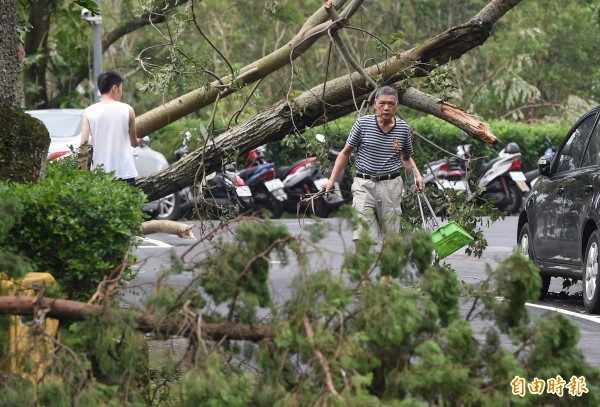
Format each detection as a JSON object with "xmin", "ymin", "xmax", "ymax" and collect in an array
[{"xmin": 1, "ymin": 210, "xmax": 599, "ymax": 405}]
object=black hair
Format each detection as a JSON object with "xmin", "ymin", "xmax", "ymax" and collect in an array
[
  {"xmin": 374, "ymin": 86, "xmax": 398, "ymax": 102},
  {"xmin": 97, "ymin": 70, "xmax": 124, "ymax": 94}
]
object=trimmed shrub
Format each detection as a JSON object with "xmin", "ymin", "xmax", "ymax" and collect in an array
[{"xmin": 0, "ymin": 159, "xmax": 146, "ymax": 300}]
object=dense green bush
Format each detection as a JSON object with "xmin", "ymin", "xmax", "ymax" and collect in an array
[
  {"xmin": 0, "ymin": 159, "xmax": 147, "ymax": 300},
  {"xmin": 407, "ymin": 116, "xmax": 571, "ymax": 171}
]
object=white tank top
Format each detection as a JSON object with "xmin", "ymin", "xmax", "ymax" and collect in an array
[{"xmin": 85, "ymin": 101, "xmax": 138, "ymax": 179}]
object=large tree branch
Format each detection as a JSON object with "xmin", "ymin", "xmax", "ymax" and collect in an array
[
  {"xmin": 137, "ymin": 81, "xmax": 489, "ymax": 200},
  {"xmin": 0, "ymin": 295, "xmax": 273, "ymax": 342},
  {"xmin": 135, "ymin": 0, "xmax": 356, "ymax": 136}
]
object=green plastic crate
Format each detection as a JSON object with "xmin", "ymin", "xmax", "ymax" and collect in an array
[{"xmin": 431, "ymin": 221, "xmax": 474, "ymax": 259}]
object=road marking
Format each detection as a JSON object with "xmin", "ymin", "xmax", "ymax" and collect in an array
[
  {"xmin": 525, "ymin": 302, "xmax": 600, "ymax": 324},
  {"xmin": 137, "ymin": 237, "xmax": 173, "ymax": 248}
]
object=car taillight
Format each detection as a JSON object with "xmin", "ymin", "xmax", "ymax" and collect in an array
[
  {"xmin": 48, "ymin": 151, "xmax": 70, "ymax": 161},
  {"xmin": 509, "ymin": 158, "xmax": 521, "ymax": 171},
  {"xmin": 440, "ymin": 163, "xmax": 448, "ymax": 172}
]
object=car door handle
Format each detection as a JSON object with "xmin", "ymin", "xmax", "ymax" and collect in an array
[
  {"xmin": 584, "ymin": 184, "xmax": 594, "ymax": 193},
  {"xmin": 557, "ymin": 187, "xmax": 565, "ymax": 195}
]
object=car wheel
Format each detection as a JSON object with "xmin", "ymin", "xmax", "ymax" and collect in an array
[
  {"xmin": 154, "ymin": 193, "xmax": 181, "ymax": 221},
  {"xmin": 583, "ymin": 230, "xmax": 600, "ymax": 313},
  {"xmin": 519, "ymin": 222, "xmax": 550, "ymax": 300}
]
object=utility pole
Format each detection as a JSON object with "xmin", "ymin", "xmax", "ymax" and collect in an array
[{"xmin": 81, "ymin": 1, "xmax": 103, "ymax": 102}]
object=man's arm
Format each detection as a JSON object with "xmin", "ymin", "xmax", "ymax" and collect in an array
[
  {"xmin": 79, "ymin": 113, "xmax": 91, "ymax": 170},
  {"xmin": 401, "ymin": 152, "xmax": 424, "ymax": 190},
  {"xmin": 324, "ymin": 144, "xmax": 353, "ymax": 192},
  {"xmin": 128, "ymin": 106, "xmax": 142, "ymax": 147}
]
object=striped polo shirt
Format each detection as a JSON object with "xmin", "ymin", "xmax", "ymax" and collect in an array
[{"xmin": 346, "ymin": 114, "xmax": 413, "ymax": 174}]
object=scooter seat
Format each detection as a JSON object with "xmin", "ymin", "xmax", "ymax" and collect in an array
[
  {"xmin": 474, "ymin": 157, "xmax": 501, "ymax": 177},
  {"xmin": 238, "ymin": 167, "xmax": 258, "ymax": 180},
  {"xmin": 277, "ymin": 165, "xmax": 294, "ymax": 180}
]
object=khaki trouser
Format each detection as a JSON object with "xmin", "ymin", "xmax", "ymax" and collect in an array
[{"xmin": 351, "ymin": 176, "xmax": 404, "ymax": 242}]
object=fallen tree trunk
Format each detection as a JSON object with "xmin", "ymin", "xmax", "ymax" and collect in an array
[
  {"xmin": 138, "ymin": 84, "xmax": 493, "ymax": 201},
  {"xmin": 0, "ymin": 295, "xmax": 273, "ymax": 341},
  {"xmin": 141, "ymin": 220, "xmax": 195, "ymax": 239},
  {"xmin": 137, "ymin": 0, "xmax": 522, "ymax": 201}
]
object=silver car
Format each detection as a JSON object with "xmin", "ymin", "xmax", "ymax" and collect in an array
[{"xmin": 27, "ymin": 109, "xmax": 180, "ymax": 220}]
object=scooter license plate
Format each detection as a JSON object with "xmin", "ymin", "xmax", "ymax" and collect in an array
[
  {"xmin": 236, "ymin": 186, "xmax": 252, "ymax": 197},
  {"xmin": 509, "ymin": 171, "xmax": 526, "ymax": 182},
  {"xmin": 265, "ymin": 179, "xmax": 284, "ymax": 192},
  {"xmin": 510, "ymin": 171, "xmax": 530, "ymax": 192}
]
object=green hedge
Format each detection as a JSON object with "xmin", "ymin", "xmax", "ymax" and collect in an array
[
  {"xmin": 147, "ymin": 114, "xmax": 571, "ymax": 172},
  {"xmin": 0, "ymin": 159, "xmax": 146, "ymax": 300},
  {"xmin": 407, "ymin": 116, "xmax": 570, "ymax": 171}
]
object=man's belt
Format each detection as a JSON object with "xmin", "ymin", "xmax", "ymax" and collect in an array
[{"xmin": 355, "ymin": 171, "xmax": 401, "ymax": 182}]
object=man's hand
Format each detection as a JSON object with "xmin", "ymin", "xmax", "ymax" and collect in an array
[
  {"xmin": 414, "ymin": 175, "xmax": 425, "ymax": 191},
  {"xmin": 322, "ymin": 179, "xmax": 335, "ymax": 193}
]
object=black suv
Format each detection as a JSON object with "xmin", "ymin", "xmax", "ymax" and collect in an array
[{"xmin": 518, "ymin": 105, "xmax": 600, "ymax": 313}]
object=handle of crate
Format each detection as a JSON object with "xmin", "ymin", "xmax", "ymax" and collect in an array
[
  {"xmin": 412, "ymin": 167, "xmax": 440, "ymax": 229},
  {"xmin": 416, "ymin": 192, "xmax": 427, "ymax": 229}
]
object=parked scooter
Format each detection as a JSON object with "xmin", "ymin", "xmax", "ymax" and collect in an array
[
  {"xmin": 425, "ymin": 139, "xmax": 528, "ymax": 214},
  {"xmin": 234, "ymin": 154, "xmax": 287, "ymax": 218},
  {"xmin": 260, "ymin": 135, "xmax": 348, "ymax": 218},
  {"xmin": 170, "ymin": 131, "xmax": 254, "ymax": 219}
]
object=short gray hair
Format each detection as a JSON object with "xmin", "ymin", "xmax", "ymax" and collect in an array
[{"xmin": 374, "ymin": 86, "xmax": 398, "ymax": 102}]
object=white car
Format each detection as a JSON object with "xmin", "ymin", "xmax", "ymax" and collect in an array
[{"xmin": 27, "ymin": 109, "xmax": 181, "ymax": 220}]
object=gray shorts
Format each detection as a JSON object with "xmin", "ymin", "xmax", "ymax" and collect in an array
[{"xmin": 351, "ymin": 176, "xmax": 404, "ymax": 241}]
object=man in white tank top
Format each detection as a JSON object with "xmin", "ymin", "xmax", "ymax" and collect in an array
[{"xmin": 80, "ymin": 70, "xmax": 141, "ymax": 186}]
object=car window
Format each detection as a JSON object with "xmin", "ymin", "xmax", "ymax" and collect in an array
[
  {"xmin": 582, "ymin": 121, "xmax": 600, "ymax": 167},
  {"xmin": 556, "ymin": 114, "xmax": 596, "ymax": 173},
  {"xmin": 29, "ymin": 113, "xmax": 83, "ymax": 139}
]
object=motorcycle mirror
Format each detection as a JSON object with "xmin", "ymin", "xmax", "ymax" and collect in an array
[{"xmin": 315, "ymin": 133, "xmax": 326, "ymax": 143}]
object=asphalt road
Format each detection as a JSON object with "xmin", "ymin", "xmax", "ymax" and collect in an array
[{"xmin": 131, "ymin": 215, "xmax": 600, "ymax": 366}]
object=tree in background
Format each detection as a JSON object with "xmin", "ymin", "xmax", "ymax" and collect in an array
[{"xmin": 452, "ymin": 0, "xmax": 600, "ymax": 122}]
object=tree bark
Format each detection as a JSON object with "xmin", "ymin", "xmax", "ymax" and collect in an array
[
  {"xmin": 0, "ymin": 295, "xmax": 273, "ymax": 342},
  {"xmin": 0, "ymin": 0, "xmax": 21, "ymax": 108},
  {"xmin": 0, "ymin": 0, "xmax": 49, "ymax": 183},
  {"xmin": 141, "ymin": 220, "xmax": 195, "ymax": 238}
]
